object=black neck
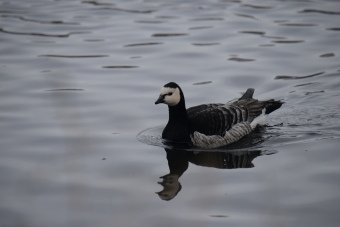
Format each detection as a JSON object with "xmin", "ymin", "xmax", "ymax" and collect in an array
[
  {"xmin": 168, "ymin": 102, "xmax": 187, "ymax": 123},
  {"xmin": 162, "ymin": 100, "xmax": 191, "ymax": 143}
]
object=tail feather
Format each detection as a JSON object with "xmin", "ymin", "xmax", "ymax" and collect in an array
[
  {"xmin": 238, "ymin": 99, "xmax": 266, "ymax": 122},
  {"xmin": 233, "ymin": 98, "xmax": 283, "ymax": 123},
  {"xmin": 237, "ymin": 88, "xmax": 283, "ymax": 117},
  {"xmin": 239, "ymin": 88, "xmax": 255, "ymax": 100}
]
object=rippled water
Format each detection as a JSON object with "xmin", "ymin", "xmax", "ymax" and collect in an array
[{"xmin": 1, "ymin": 0, "xmax": 340, "ymax": 226}]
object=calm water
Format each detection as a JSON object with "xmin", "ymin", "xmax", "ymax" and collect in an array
[{"xmin": 1, "ymin": 0, "xmax": 340, "ymax": 226}]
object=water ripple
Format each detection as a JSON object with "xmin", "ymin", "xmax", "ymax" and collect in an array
[
  {"xmin": 90, "ymin": 7, "xmax": 155, "ymax": 14},
  {"xmin": 272, "ymin": 40, "xmax": 304, "ymax": 43},
  {"xmin": 46, "ymin": 89, "xmax": 84, "ymax": 91},
  {"xmin": 189, "ymin": 26, "xmax": 213, "ymax": 30},
  {"xmin": 210, "ymin": 215, "xmax": 228, "ymax": 218},
  {"xmin": 193, "ymin": 81, "xmax": 212, "ymax": 85},
  {"xmin": 152, "ymin": 33, "xmax": 188, "ymax": 37},
  {"xmin": 39, "ymin": 54, "xmax": 109, "ymax": 58},
  {"xmin": 239, "ymin": 30, "xmax": 287, "ymax": 40},
  {"xmin": 1, "ymin": 15, "xmax": 79, "ymax": 25},
  {"xmin": 239, "ymin": 30, "xmax": 265, "ymax": 35},
  {"xmin": 280, "ymin": 23, "xmax": 317, "ymax": 27},
  {"xmin": 83, "ymin": 39, "xmax": 105, "ymax": 42},
  {"xmin": 242, "ymin": 4, "xmax": 274, "ymax": 9},
  {"xmin": 81, "ymin": 0, "xmax": 115, "ymax": 6},
  {"xmin": 155, "ymin": 16, "xmax": 178, "ymax": 19},
  {"xmin": 305, "ymin": 90, "xmax": 324, "ymax": 95},
  {"xmin": 326, "ymin": 27, "xmax": 340, "ymax": 31},
  {"xmin": 319, "ymin": 53, "xmax": 335, "ymax": 58},
  {"xmin": 294, "ymin": 82, "xmax": 315, "ymax": 87},
  {"xmin": 31, "ymin": 40, "xmax": 55, "ymax": 43},
  {"xmin": 124, "ymin": 42, "xmax": 163, "ymax": 47},
  {"xmin": 275, "ymin": 71, "xmax": 324, "ymax": 80},
  {"xmin": 228, "ymin": 57, "xmax": 255, "ymax": 62},
  {"xmin": 102, "ymin": 66, "xmax": 139, "ymax": 69},
  {"xmin": 234, "ymin": 13, "xmax": 258, "ymax": 20},
  {"xmin": 0, "ymin": 28, "xmax": 88, "ymax": 37},
  {"xmin": 259, "ymin": 44, "xmax": 275, "ymax": 47},
  {"xmin": 299, "ymin": 9, "xmax": 340, "ymax": 15},
  {"xmin": 192, "ymin": 43, "xmax": 220, "ymax": 46},
  {"xmin": 137, "ymin": 126, "xmax": 273, "ymax": 153},
  {"xmin": 189, "ymin": 17, "xmax": 224, "ymax": 21},
  {"xmin": 134, "ymin": 20, "xmax": 164, "ymax": 24}
]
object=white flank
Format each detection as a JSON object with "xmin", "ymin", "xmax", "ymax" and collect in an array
[
  {"xmin": 250, "ymin": 108, "xmax": 267, "ymax": 129},
  {"xmin": 191, "ymin": 122, "xmax": 252, "ymax": 149}
]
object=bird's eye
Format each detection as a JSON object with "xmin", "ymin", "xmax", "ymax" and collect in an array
[{"xmin": 168, "ymin": 92, "xmax": 173, "ymax": 96}]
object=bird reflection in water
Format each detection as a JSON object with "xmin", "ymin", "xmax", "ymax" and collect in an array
[
  {"xmin": 156, "ymin": 127, "xmax": 277, "ymax": 201},
  {"xmin": 137, "ymin": 125, "xmax": 278, "ymax": 200},
  {"xmin": 156, "ymin": 149, "xmax": 263, "ymax": 201}
]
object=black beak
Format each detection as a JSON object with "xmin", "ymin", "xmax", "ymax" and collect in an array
[{"xmin": 155, "ymin": 96, "xmax": 165, "ymax": 105}]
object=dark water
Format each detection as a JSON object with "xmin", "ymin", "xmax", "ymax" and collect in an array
[{"xmin": 1, "ymin": 0, "xmax": 340, "ymax": 226}]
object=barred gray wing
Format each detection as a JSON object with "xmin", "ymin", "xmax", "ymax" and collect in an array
[{"xmin": 188, "ymin": 105, "xmax": 249, "ymax": 136}]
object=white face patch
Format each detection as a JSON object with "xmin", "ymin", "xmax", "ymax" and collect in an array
[{"xmin": 160, "ymin": 87, "xmax": 180, "ymax": 106}]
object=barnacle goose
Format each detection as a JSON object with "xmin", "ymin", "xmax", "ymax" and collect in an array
[{"xmin": 155, "ymin": 82, "xmax": 282, "ymax": 149}]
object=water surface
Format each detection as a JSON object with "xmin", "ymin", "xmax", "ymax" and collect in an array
[{"xmin": 1, "ymin": 0, "xmax": 340, "ymax": 227}]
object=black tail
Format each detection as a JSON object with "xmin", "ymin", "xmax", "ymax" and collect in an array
[
  {"xmin": 265, "ymin": 100, "xmax": 283, "ymax": 114},
  {"xmin": 234, "ymin": 88, "xmax": 283, "ymax": 121}
]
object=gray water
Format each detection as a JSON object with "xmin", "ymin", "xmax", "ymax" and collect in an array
[{"xmin": 1, "ymin": 0, "xmax": 340, "ymax": 226}]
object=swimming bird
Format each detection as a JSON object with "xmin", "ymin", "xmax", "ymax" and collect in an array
[{"xmin": 155, "ymin": 82, "xmax": 282, "ymax": 149}]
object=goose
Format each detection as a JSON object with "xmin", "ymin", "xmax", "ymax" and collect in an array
[{"xmin": 155, "ymin": 82, "xmax": 282, "ymax": 149}]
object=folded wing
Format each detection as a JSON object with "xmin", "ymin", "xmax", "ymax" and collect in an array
[{"xmin": 187, "ymin": 88, "xmax": 282, "ymax": 136}]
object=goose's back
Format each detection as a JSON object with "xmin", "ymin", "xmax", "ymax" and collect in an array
[
  {"xmin": 188, "ymin": 104, "xmax": 248, "ymax": 136},
  {"xmin": 187, "ymin": 98, "xmax": 269, "ymax": 136}
]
